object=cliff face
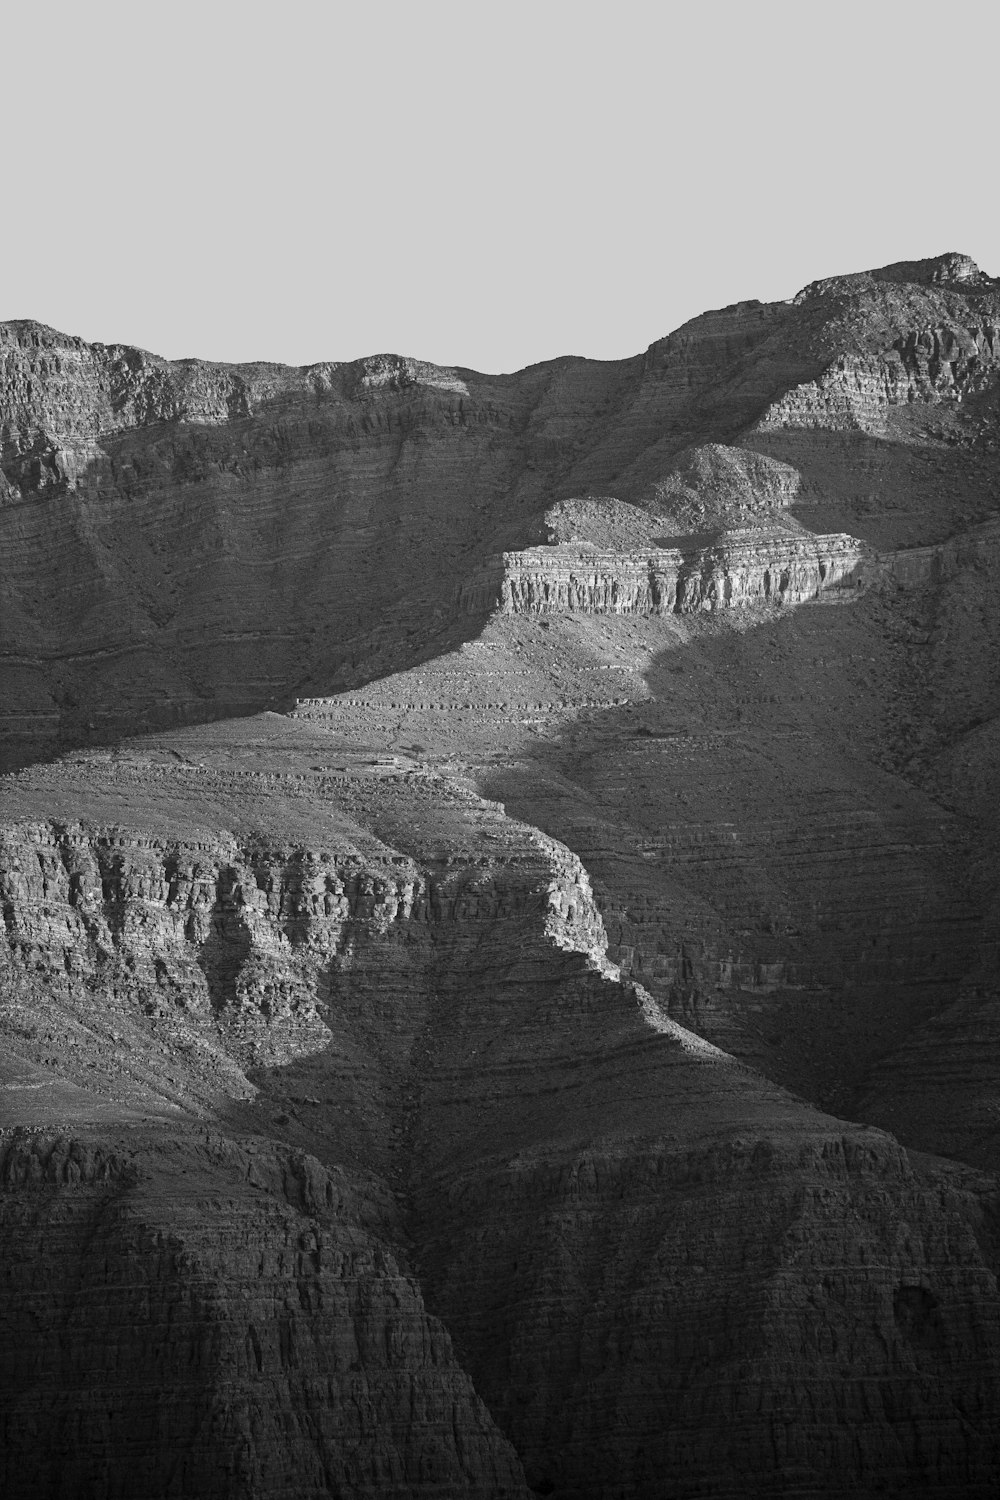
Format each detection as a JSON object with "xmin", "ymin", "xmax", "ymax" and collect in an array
[
  {"xmin": 0, "ymin": 325, "xmax": 625, "ymax": 769},
  {"xmin": 421, "ymin": 1130, "xmax": 1000, "ymax": 1500},
  {"xmin": 3, "ymin": 730, "xmax": 1000, "ymax": 1498},
  {"xmin": 4, "ymin": 252, "xmax": 999, "ymax": 769},
  {"xmin": 751, "ymin": 318, "xmax": 1000, "ymax": 435},
  {"xmin": 0, "ymin": 748, "xmax": 598, "ymax": 1497},
  {"xmin": 3, "ymin": 253, "xmax": 1000, "ymax": 1497},
  {"xmin": 457, "ymin": 533, "xmax": 870, "ymax": 617},
  {"xmin": 0, "ymin": 1127, "xmax": 530, "ymax": 1500}
]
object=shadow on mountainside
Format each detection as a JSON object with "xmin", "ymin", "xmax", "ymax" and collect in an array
[
  {"xmin": 475, "ymin": 587, "xmax": 994, "ymax": 1153},
  {"xmin": 0, "ymin": 356, "xmax": 649, "ymax": 772}
]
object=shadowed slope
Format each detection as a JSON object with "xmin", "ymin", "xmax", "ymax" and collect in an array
[{"xmin": 2, "ymin": 716, "xmax": 1000, "ymax": 1497}]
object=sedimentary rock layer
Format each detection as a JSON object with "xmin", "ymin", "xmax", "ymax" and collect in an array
[
  {"xmin": 4, "ymin": 253, "xmax": 999, "ymax": 768},
  {"xmin": 457, "ymin": 533, "xmax": 870, "ymax": 616},
  {"xmin": 0, "ymin": 1127, "xmax": 531, "ymax": 1500},
  {"xmin": 4, "ymin": 253, "xmax": 1000, "ymax": 1498},
  {"xmin": 2, "ymin": 727, "xmax": 1000, "ymax": 1497}
]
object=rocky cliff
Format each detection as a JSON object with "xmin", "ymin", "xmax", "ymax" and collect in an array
[
  {"xmin": 457, "ymin": 532, "xmax": 870, "ymax": 617},
  {"xmin": 3, "ymin": 727, "xmax": 1000, "ymax": 1497},
  {"xmin": 4, "ymin": 251, "xmax": 999, "ymax": 768},
  {"xmin": 0, "ymin": 1126, "xmax": 530, "ymax": 1500},
  {"xmin": 3, "ymin": 253, "xmax": 1000, "ymax": 1497}
]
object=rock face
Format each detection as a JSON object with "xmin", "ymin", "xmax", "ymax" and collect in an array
[
  {"xmin": 3, "ymin": 253, "xmax": 1000, "ymax": 1497},
  {"xmin": 0, "ymin": 1129, "xmax": 530, "ymax": 1500},
  {"xmin": 457, "ymin": 532, "xmax": 870, "ymax": 617},
  {"xmin": 4, "ymin": 250, "xmax": 1000, "ymax": 769},
  {"xmin": 3, "ymin": 730, "xmax": 1000, "ymax": 1498}
]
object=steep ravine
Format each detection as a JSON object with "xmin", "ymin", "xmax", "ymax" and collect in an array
[{"xmin": 2, "ymin": 735, "xmax": 1000, "ymax": 1496}]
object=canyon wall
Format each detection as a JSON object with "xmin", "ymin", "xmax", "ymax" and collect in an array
[
  {"xmin": 4, "ymin": 253, "xmax": 1000, "ymax": 1497},
  {"xmin": 0, "ymin": 1127, "xmax": 530, "ymax": 1500},
  {"xmin": 457, "ymin": 533, "xmax": 870, "ymax": 617},
  {"xmin": 753, "ymin": 320, "xmax": 1000, "ymax": 437},
  {"xmin": 4, "ymin": 252, "xmax": 1000, "ymax": 768},
  {"xmin": 2, "ymin": 738, "xmax": 1000, "ymax": 1497}
]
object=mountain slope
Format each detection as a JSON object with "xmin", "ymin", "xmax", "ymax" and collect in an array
[
  {"xmin": 3, "ymin": 250, "xmax": 998, "ymax": 767},
  {"xmin": 2, "ymin": 253, "xmax": 1000, "ymax": 1497}
]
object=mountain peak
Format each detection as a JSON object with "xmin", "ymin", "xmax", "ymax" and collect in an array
[
  {"xmin": 872, "ymin": 251, "xmax": 989, "ymax": 287},
  {"xmin": 794, "ymin": 251, "xmax": 994, "ymax": 304}
]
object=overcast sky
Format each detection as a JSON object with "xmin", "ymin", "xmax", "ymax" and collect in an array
[{"xmin": 5, "ymin": 0, "xmax": 995, "ymax": 372}]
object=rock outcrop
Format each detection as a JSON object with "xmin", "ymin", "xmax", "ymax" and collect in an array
[
  {"xmin": 457, "ymin": 532, "xmax": 870, "ymax": 617},
  {"xmin": 641, "ymin": 443, "xmax": 804, "ymax": 529}
]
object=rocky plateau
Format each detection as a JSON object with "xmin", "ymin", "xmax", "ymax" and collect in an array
[{"xmin": 2, "ymin": 251, "xmax": 1000, "ymax": 1497}]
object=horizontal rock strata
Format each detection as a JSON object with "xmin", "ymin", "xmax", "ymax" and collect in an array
[
  {"xmin": 1, "ymin": 750, "xmax": 1000, "ymax": 1500},
  {"xmin": 0, "ymin": 1128, "xmax": 530, "ymax": 1500},
  {"xmin": 457, "ymin": 534, "xmax": 870, "ymax": 616},
  {"xmin": 754, "ymin": 324, "xmax": 1000, "ymax": 436},
  {"xmin": 4, "ymin": 254, "xmax": 1000, "ymax": 1498},
  {"xmin": 3, "ymin": 726, "xmax": 1000, "ymax": 1496},
  {"xmin": 882, "ymin": 518, "xmax": 1000, "ymax": 588},
  {"xmin": 4, "ymin": 253, "xmax": 1000, "ymax": 767}
]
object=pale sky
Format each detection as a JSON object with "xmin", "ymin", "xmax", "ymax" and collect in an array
[{"xmin": 5, "ymin": 0, "xmax": 996, "ymax": 372}]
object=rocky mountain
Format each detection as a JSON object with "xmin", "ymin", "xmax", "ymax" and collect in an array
[{"xmin": 2, "ymin": 253, "xmax": 1000, "ymax": 1497}]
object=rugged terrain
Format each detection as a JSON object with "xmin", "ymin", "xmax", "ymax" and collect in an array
[{"xmin": 2, "ymin": 252, "xmax": 1000, "ymax": 1497}]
